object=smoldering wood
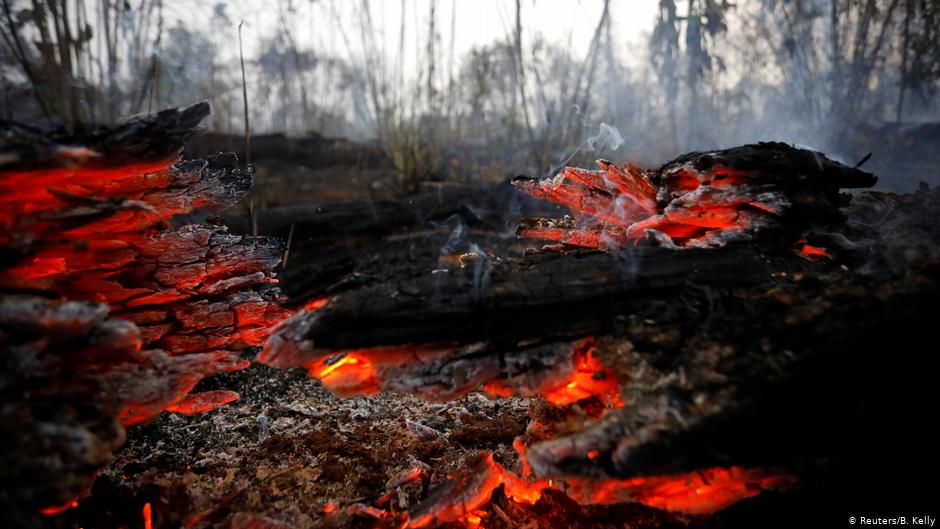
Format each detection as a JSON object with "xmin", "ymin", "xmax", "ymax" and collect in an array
[
  {"xmin": 511, "ymin": 142, "xmax": 878, "ymax": 250},
  {"xmin": 0, "ymin": 103, "xmax": 287, "ymax": 525},
  {"xmin": 654, "ymin": 142, "xmax": 877, "ymax": 189},
  {"xmin": 520, "ymin": 187, "xmax": 938, "ymax": 509},
  {"xmin": 0, "ymin": 296, "xmax": 246, "ymax": 523}
]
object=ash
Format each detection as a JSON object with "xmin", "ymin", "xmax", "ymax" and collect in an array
[{"xmin": 95, "ymin": 359, "xmax": 530, "ymax": 529}]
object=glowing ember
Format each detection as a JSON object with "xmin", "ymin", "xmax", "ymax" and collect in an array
[
  {"xmin": 2, "ymin": 148, "xmax": 287, "ymax": 434},
  {"xmin": 39, "ymin": 499, "xmax": 79, "ymax": 516},
  {"xmin": 407, "ymin": 453, "xmax": 504, "ymax": 528},
  {"xmin": 279, "ymin": 337, "xmax": 625, "ymax": 408},
  {"xmin": 796, "ymin": 240, "xmax": 832, "ymax": 260},
  {"xmin": 513, "ymin": 159, "xmax": 783, "ymax": 249},
  {"xmin": 143, "ymin": 502, "xmax": 153, "ymax": 529},
  {"xmin": 398, "ymin": 446, "xmax": 794, "ymax": 528},
  {"xmin": 460, "ymin": 509, "xmax": 487, "ymax": 529},
  {"xmin": 513, "ymin": 144, "xmax": 876, "ymax": 251},
  {"xmin": 502, "ymin": 470, "xmax": 550, "ymax": 505},
  {"xmin": 308, "ymin": 353, "xmax": 379, "ymax": 396},
  {"xmin": 1, "ymin": 105, "xmax": 295, "ymax": 525},
  {"xmin": 498, "ymin": 438, "xmax": 796, "ymax": 516},
  {"xmin": 539, "ymin": 347, "xmax": 623, "ymax": 407},
  {"xmin": 558, "ymin": 467, "xmax": 796, "ymax": 514},
  {"xmin": 164, "ymin": 390, "xmax": 240, "ymax": 415},
  {"xmin": 304, "ymin": 296, "xmax": 331, "ymax": 312}
]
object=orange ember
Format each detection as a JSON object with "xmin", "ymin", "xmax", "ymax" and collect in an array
[
  {"xmin": 461, "ymin": 509, "xmax": 487, "ymax": 529},
  {"xmin": 501, "ymin": 462, "xmax": 794, "ymax": 515},
  {"xmin": 143, "ymin": 502, "xmax": 153, "ymax": 529},
  {"xmin": 502, "ymin": 470, "xmax": 550, "ymax": 505},
  {"xmin": 308, "ymin": 353, "xmax": 379, "ymax": 396},
  {"xmin": 498, "ymin": 439, "xmax": 796, "ymax": 516},
  {"xmin": 796, "ymin": 241, "xmax": 832, "ymax": 260},
  {"xmin": 540, "ymin": 347, "xmax": 623, "ymax": 408},
  {"xmin": 2, "ymin": 153, "xmax": 289, "ymax": 431},
  {"xmin": 0, "ymin": 158, "xmax": 178, "ymax": 230},
  {"xmin": 513, "ymin": 159, "xmax": 793, "ymax": 249},
  {"xmin": 407, "ymin": 454, "xmax": 504, "ymax": 529},
  {"xmin": 560, "ymin": 466, "xmax": 796, "ymax": 514},
  {"xmin": 304, "ymin": 296, "xmax": 330, "ymax": 312},
  {"xmin": 39, "ymin": 499, "xmax": 80, "ymax": 516},
  {"xmin": 164, "ymin": 390, "xmax": 240, "ymax": 415}
]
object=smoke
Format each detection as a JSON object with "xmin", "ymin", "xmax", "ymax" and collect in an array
[
  {"xmin": 428, "ymin": 214, "xmax": 493, "ymax": 302},
  {"xmin": 467, "ymin": 243, "xmax": 493, "ymax": 302},
  {"xmin": 586, "ymin": 123, "xmax": 625, "ymax": 152},
  {"xmin": 436, "ymin": 214, "xmax": 468, "ymax": 256}
]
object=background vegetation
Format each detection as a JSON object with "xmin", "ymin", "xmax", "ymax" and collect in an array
[{"xmin": 3, "ymin": 0, "xmax": 939, "ymax": 192}]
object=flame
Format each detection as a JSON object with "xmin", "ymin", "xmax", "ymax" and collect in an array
[{"xmin": 143, "ymin": 502, "xmax": 153, "ymax": 529}]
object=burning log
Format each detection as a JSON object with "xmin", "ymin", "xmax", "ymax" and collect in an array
[{"xmin": 0, "ymin": 103, "xmax": 289, "ymax": 523}]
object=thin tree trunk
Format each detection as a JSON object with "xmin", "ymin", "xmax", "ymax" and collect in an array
[
  {"xmin": 897, "ymin": 0, "xmax": 913, "ymax": 123},
  {"xmin": 514, "ymin": 0, "xmax": 537, "ymax": 170},
  {"xmin": 426, "ymin": 1, "xmax": 436, "ymax": 114},
  {"xmin": 0, "ymin": 0, "xmax": 50, "ymax": 116},
  {"xmin": 829, "ymin": 0, "xmax": 842, "ymax": 120}
]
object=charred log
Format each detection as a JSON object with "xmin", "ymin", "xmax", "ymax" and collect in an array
[{"xmin": 261, "ymin": 243, "xmax": 774, "ymax": 356}]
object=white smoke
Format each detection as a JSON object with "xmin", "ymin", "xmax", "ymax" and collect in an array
[{"xmin": 586, "ymin": 122, "xmax": 625, "ymax": 152}]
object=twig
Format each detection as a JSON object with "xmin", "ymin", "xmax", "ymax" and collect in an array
[
  {"xmin": 282, "ymin": 223, "xmax": 295, "ymax": 267},
  {"xmin": 491, "ymin": 503, "xmax": 514, "ymax": 527}
]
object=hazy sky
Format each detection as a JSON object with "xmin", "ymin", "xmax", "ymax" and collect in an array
[{"xmin": 160, "ymin": 1, "xmax": 663, "ymax": 70}]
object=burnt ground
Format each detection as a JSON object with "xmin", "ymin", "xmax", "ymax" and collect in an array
[
  {"xmin": 73, "ymin": 367, "xmax": 731, "ymax": 529},
  {"xmin": 68, "ymin": 366, "xmax": 801, "ymax": 529},
  {"xmin": 78, "ymin": 361, "xmax": 530, "ymax": 529}
]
